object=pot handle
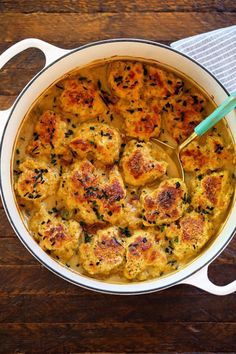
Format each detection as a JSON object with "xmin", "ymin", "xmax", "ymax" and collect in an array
[
  {"xmin": 181, "ymin": 265, "xmax": 236, "ymax": 295},
  {"xmin": 0, "ymin": 38, "xmax": 70, "ymax": 141},
  {"xmin": 0, "ymin": 38, "xmax": 70, "ymax": 69}
]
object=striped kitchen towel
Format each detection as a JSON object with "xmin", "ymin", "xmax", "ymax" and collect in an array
[{"xmin": 171, "ymin": 26, "xmax": 236, "ymax": 94}]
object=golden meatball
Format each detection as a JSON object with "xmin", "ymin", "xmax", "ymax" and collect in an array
[
  {"xmin": 191, "ymin": 171, "xmax": 233, "ymax": 218},
  {"xmin": 26, "ymin": 110, "xmax": 72, "ymax": 165},
  {"xmin": 180, "ymin": 135, "xmax": 234, "ymax": 173},
  {"xmin": 60, "ymin": 77, "xmax": 106, "ymax": 118},
  {"xmin": 108, "ymin": 61, "xmax": 144, "ymax": 100},
  {"xmin": 121, "ymin": 140, "xmax": 167, "ymax": 186},
  {"xmin": 115, "ymin": 99, "xmax": 161, "ymax": 140},
  {"xmin": 29, "ymin": 208, "xmax": 81, "ymax": 261},
  {"xmin": 124, "ymin": 229, "xmax": 167, "ymax": 280},
  {"xmin": 15, "ymin": 159, "xmax": 59, "ymax": 203},
  {"xmin": 141, "ymin": 178, "xmax": 188, "ymax": 225},
  {"xmin": 58, "ymin": 160, "xmax": 126, "ymax": 224},
  {"xmin": 165, "ymin": 211, "xmax": 213, "ymax": 260},
  {"xmin": 79, "ymin": 226, "xmax": 125, "ymax": 276},
  {"xmin": 69, "ymin": 122, "xmax": 121, "ymax": 164},
  {"xmin": 162, "ymin": 92, "xmax": 206, "ymax": 143},
  {"xmin": 58, "ymin": 160, "xmax": 98, "ymax": 223},
  {"xmin": 143, "ymin": 65, "xmax": 184, "ymax": 99}
]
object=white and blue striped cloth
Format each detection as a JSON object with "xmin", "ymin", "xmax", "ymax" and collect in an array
[{"xmin": 171, "ymin": 26, "xmax": 236, "ymax": 94}]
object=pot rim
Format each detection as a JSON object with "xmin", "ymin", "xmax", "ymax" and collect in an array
[{"xmin": 0, "ymin": 38, "xmax": 235, "ymax": 295}]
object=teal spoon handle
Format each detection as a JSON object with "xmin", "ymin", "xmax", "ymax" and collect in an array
[{"xmin": 194, "ymin": 92, "xmax": 236, "ymax": 136}]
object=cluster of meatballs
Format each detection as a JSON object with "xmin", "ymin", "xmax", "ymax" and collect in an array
[{"xmin": 14, "ymin": 61, "xmax": 234, "ymax": 281}]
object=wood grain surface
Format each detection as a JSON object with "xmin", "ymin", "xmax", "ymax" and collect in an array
[{"xmin": 0, "ymin": 1, "xmax": 235, "ymax": 353}]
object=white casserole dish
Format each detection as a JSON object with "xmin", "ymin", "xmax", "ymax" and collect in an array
[{"xmin": 0, "ymin": 38, "xmax": 235, "ymax": 295}]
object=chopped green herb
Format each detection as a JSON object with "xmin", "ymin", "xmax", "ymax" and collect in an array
[
  {"xmin": 51, "ymin": 153, "xmax": 57, "ymax": 166},
  {"xmin": 119, "ymin": 226, "xmax": 131, "ymax": 237},
  {"xmin": 97, "ymin": 80, "xmax": 102, "ymax": 90},
  {"xmin": 127, "ymin": 109, "xmax": 135, "ymax": 114},
  {"xmin": 13, "ymin": 169, "xmax": 22, "ymax": 175},
  {"xmin": 33, "ymin": 132, "xmax": 39, "ymax": 141},
  {"xmin": 114, "ymin": 75, "xmax": 123, "ymax": 83},
  {"xmin": 196, "ymin": 206, "xmax": 211, "ymax": 215},
  {"xmin": 159, "ymin": 225, "xmax": 165, "ymax": 232},
  {"xmin": 48, "ymin": 207, "xmax": 59, "ymax": 215},
  {"xmin": 167, "ymin": 259, "xmax": 177, "ymax": 265},
  {"xmin": 84, "ymin": 233, "xmax": 92, "ymax": 243},
  {"xmin": 182, "ymin": 193, "xmax": 191, "ymax": 204},
  {"xmin": 215, "ymin": 143, "xmax": 224, "ymax": 154},
  {"xmin": 65, "ymin": 129, "xmax": 74, "ymax": 138},
  {"xmin": 175, "ymin": 181, "xmax": 181, "ymax": 189},
  {"xmin": 165, "ymin": 247, "xmax": 173, "ymax": 254}
]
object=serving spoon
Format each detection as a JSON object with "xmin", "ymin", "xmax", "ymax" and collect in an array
[{"xmin": 152, "ymin": 92, "xmax": 236, "ymax": 180}]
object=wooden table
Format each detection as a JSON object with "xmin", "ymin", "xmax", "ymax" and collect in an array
[{"xmin": 0, "ymin": 1, "xmax": 236, "ymax": 353}]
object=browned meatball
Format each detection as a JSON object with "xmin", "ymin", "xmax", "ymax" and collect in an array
[
  {"xmin": 108, "ymin": 61, "xmax": 144, "ymax": 100},
  {"xmin": 60, "ymin": 77, "xmax": 106, "ymax": 118},
  {"xmin": 180, "ymin": 135, "xmax": 234, "ymax": 173},
  {"xmin": 115, "ymin": 99, "xmax": 162, "ymax": 140},
  {"xmin": 121, "ymin": 140, "xmax": 167, "ymax": 186},
  {"xmin": 143, "ymin": 65, "xmax": 184, "ymax": 99},
  {"xmin": 29, "ymin": 207, "xmax": 82, "ymax": 261},
  {"xmin": 58, "ymin": 160, "xmax": 126, "ymax": 224},
  {"xmin": 191, "ymin": 171, "xmax": 233, "ymax": 218},
  {"xmin": 141, "ymin": 178, "xmax": 188, "ymax": 225},
  {"xmin": 165, "ymin": 211, "xmax": 213, "ymax": 260},
  {"xmin": 124, "ymin": 229, "xmax": 167, "ymax": 280},
  {"xmin": 15, "ymin": 159, "xmax": 59, "ymax": 204},
  {"xmin": 69, "ymin": 122, "xmax": 121, "ymax": 164},
  {"xmin": 26, "ymin": 110, "xmax": 72, "ymax": 165},
  {"xmin": 163, "ymin": 92, "xmax": 206, "ymax": 143},
  {"xmin": 79, "ymin": 226, "xmax": 125, "ymax": 275}
]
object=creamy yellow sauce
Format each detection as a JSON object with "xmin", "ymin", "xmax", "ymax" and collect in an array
[{"xmin": 12, "ymin": 57, "xmax": 235, "ymax": 283}]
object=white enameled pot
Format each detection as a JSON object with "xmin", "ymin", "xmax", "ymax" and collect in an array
[{"xmin": 0, "ymin": 38, "xmax": 235, "ymax": 295}]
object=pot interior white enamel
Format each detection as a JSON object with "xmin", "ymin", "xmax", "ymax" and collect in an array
[{"xmin": 1, "ymin": 39, "xmax": 235, "ymax": 294}]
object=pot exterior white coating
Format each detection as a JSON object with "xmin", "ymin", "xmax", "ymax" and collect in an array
[{"xmin": 0, "ymin": 38, "xmax": 235, "ymax": 295}]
